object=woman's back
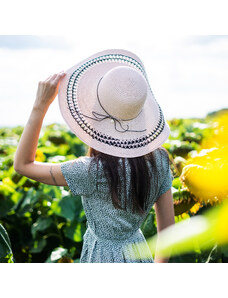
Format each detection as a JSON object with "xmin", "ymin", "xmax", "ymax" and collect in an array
[{"xmin": 60, "ymin": 147, "xmax": 173, "ymax": 262}]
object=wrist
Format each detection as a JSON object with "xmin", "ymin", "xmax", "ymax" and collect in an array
[{"xmin": 32, "ymin": 102, "xmax": 49, "ymax": 114}]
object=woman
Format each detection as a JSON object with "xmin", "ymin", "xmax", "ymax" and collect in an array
[{"xmin": 14, "ymin": 49, "xmax": 175, "ymax": 263}]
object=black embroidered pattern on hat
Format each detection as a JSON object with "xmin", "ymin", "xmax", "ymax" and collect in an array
[{"xmin": 66, "ymin": 54, "xmax": 165, "ymax": 149}]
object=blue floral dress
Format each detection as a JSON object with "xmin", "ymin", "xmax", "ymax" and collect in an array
[{"xmin": 60, "ymin": 147, "xmax": 173, "ymax": 263}]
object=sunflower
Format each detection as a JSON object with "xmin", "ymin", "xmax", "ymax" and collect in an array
[
  {"xmin": 173, "ymin": 188, "xmax": 197, "ymax": 216},
  {"xmin": 180, "ymin": 146, "xmax": 228, "ymax": 205},
  {"xmin": 35, "ymin": 149, "xmax": 46, "ymax": 162},
  {"xmin": 180, "ymin": 110, "xmax": 228, "ymax": 205},
  {"xmin": 189, "ymin": 202, "xmax": 203, "ymax": 215}
]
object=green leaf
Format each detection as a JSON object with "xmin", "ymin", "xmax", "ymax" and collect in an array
[
  {"xmin": 16, "ymin": 176, "xmax": 39, "ymax": 188},
  {"xmin": 51, "ymin": 195, "xmax": 83, "ymax": 221},
  {"xmin": 31, "ymin": 217, "xmax": 53, "ymax": 238},
  {"xmin": 0, "ymin": 253, "xmax": 14, "ymax": 263},
  {"xmin": 140, "ymin": 210, "xmax": 157, "ymax": 239},
  {"xmin": 41, "ymin": 184, "xmax": 62, "ymax": 200},
  {"xmin": 21, "ymin": 190, "xmax": 37, "ymax": 208},
  {"xmin": 10, "ymin": 190, "xmax": 23, "ymax": 204},
  {"xmin": 0, "ymin": 198, "xmax": 14, "ymax": 217},
  {"xmin": 0, "ymin": 224, "xmax": 13, "ymax": 261},
  {"xmin": 0, "ymin": 183, "xmax": 15, "ymax": 197},
  {"xmin": 13, "ymin": 189, "xmax": 38, "ymax": 215},
  {"xmin": 30, "ymin": 239, "xmax": 47, "ymax": 253},
  {"xmin": 220, "ymin": 243, "xmax": 228, "ymax": 257},
  {"xmin": 63, "ymin": 221, "xmax": 86, "ymax": 242},
  {"xmin": 33, "ymin": 190, "xmax": 52, "ymax": 203}
]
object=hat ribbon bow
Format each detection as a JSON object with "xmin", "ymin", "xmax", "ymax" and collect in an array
[{"xmin": 81, "ymin": 77, "xmax": 147, "ymax": 133}]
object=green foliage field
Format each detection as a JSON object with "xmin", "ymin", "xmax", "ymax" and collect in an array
[{"xmin": 0, "ymin": 111, "xmax": 227, "ymax": 263}]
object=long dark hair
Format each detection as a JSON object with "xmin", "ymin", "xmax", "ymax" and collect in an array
[{"xmin": 86, "ymin": 146, "xmax": 170, "ymax": 216}]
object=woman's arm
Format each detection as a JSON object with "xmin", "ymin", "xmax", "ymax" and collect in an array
[
  {"xmin": 153, "ymin": 188, "xmax": 175, "ymax": 263},
  {"xmin": 13, "ymin": 71, "xmax": 68, "ymax": 186}
]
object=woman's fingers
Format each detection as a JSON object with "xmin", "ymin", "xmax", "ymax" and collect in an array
[
  {"xmin": 45, "ymin": 74, "xmax": 56, "ymax": 82},
  {"xmin": 52, "ymin": 71, "xmax": 66, "ymax": 85},
  {"xmin": 45, "ymin": 71, "xmax": 65, "ymax": 83},
  {"xmin": 45, "ymin": 75, "xmax": 53, "ymax": 81}
]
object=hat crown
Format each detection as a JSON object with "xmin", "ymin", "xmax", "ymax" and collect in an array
[
  {"xmin": 59, "ymin": 49, "xmax": 170, "ymax": 158},
  {"xmin": 98, "ymin": 66, "xmax": 148, "ymax": 120}
]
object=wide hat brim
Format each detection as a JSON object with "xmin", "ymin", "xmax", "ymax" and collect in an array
[{"xmin": 58, "ymin": 49, "xmax": 170, "ymax": 158}]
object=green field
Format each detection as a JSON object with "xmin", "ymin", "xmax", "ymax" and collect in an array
[{"xmin": 0, "ymin": 109, "xmax": 228, "ymax": 263}]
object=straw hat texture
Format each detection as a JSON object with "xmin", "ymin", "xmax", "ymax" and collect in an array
[{"xmin": 58, "ymin": 49, "xmax": 170, "ymax": 158}]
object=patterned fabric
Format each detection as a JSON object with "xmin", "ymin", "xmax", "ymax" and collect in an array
[{"xmin": 60, "ymin": 147, "xmax": 173, "ymax": 263}]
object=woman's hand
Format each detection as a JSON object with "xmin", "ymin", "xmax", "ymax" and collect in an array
[{"xmin": 33, "ymin": 71, "xmax": 66, "ymax": 110}]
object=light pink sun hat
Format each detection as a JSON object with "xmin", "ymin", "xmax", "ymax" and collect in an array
[{"xmin": 58, "ymin": 49, "xmax": 170, "ymax": 158}]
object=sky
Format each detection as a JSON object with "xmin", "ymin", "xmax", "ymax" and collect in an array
[{"xmin": 0, "ymin": 34, "xmax": 227, "ymax": 127}]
